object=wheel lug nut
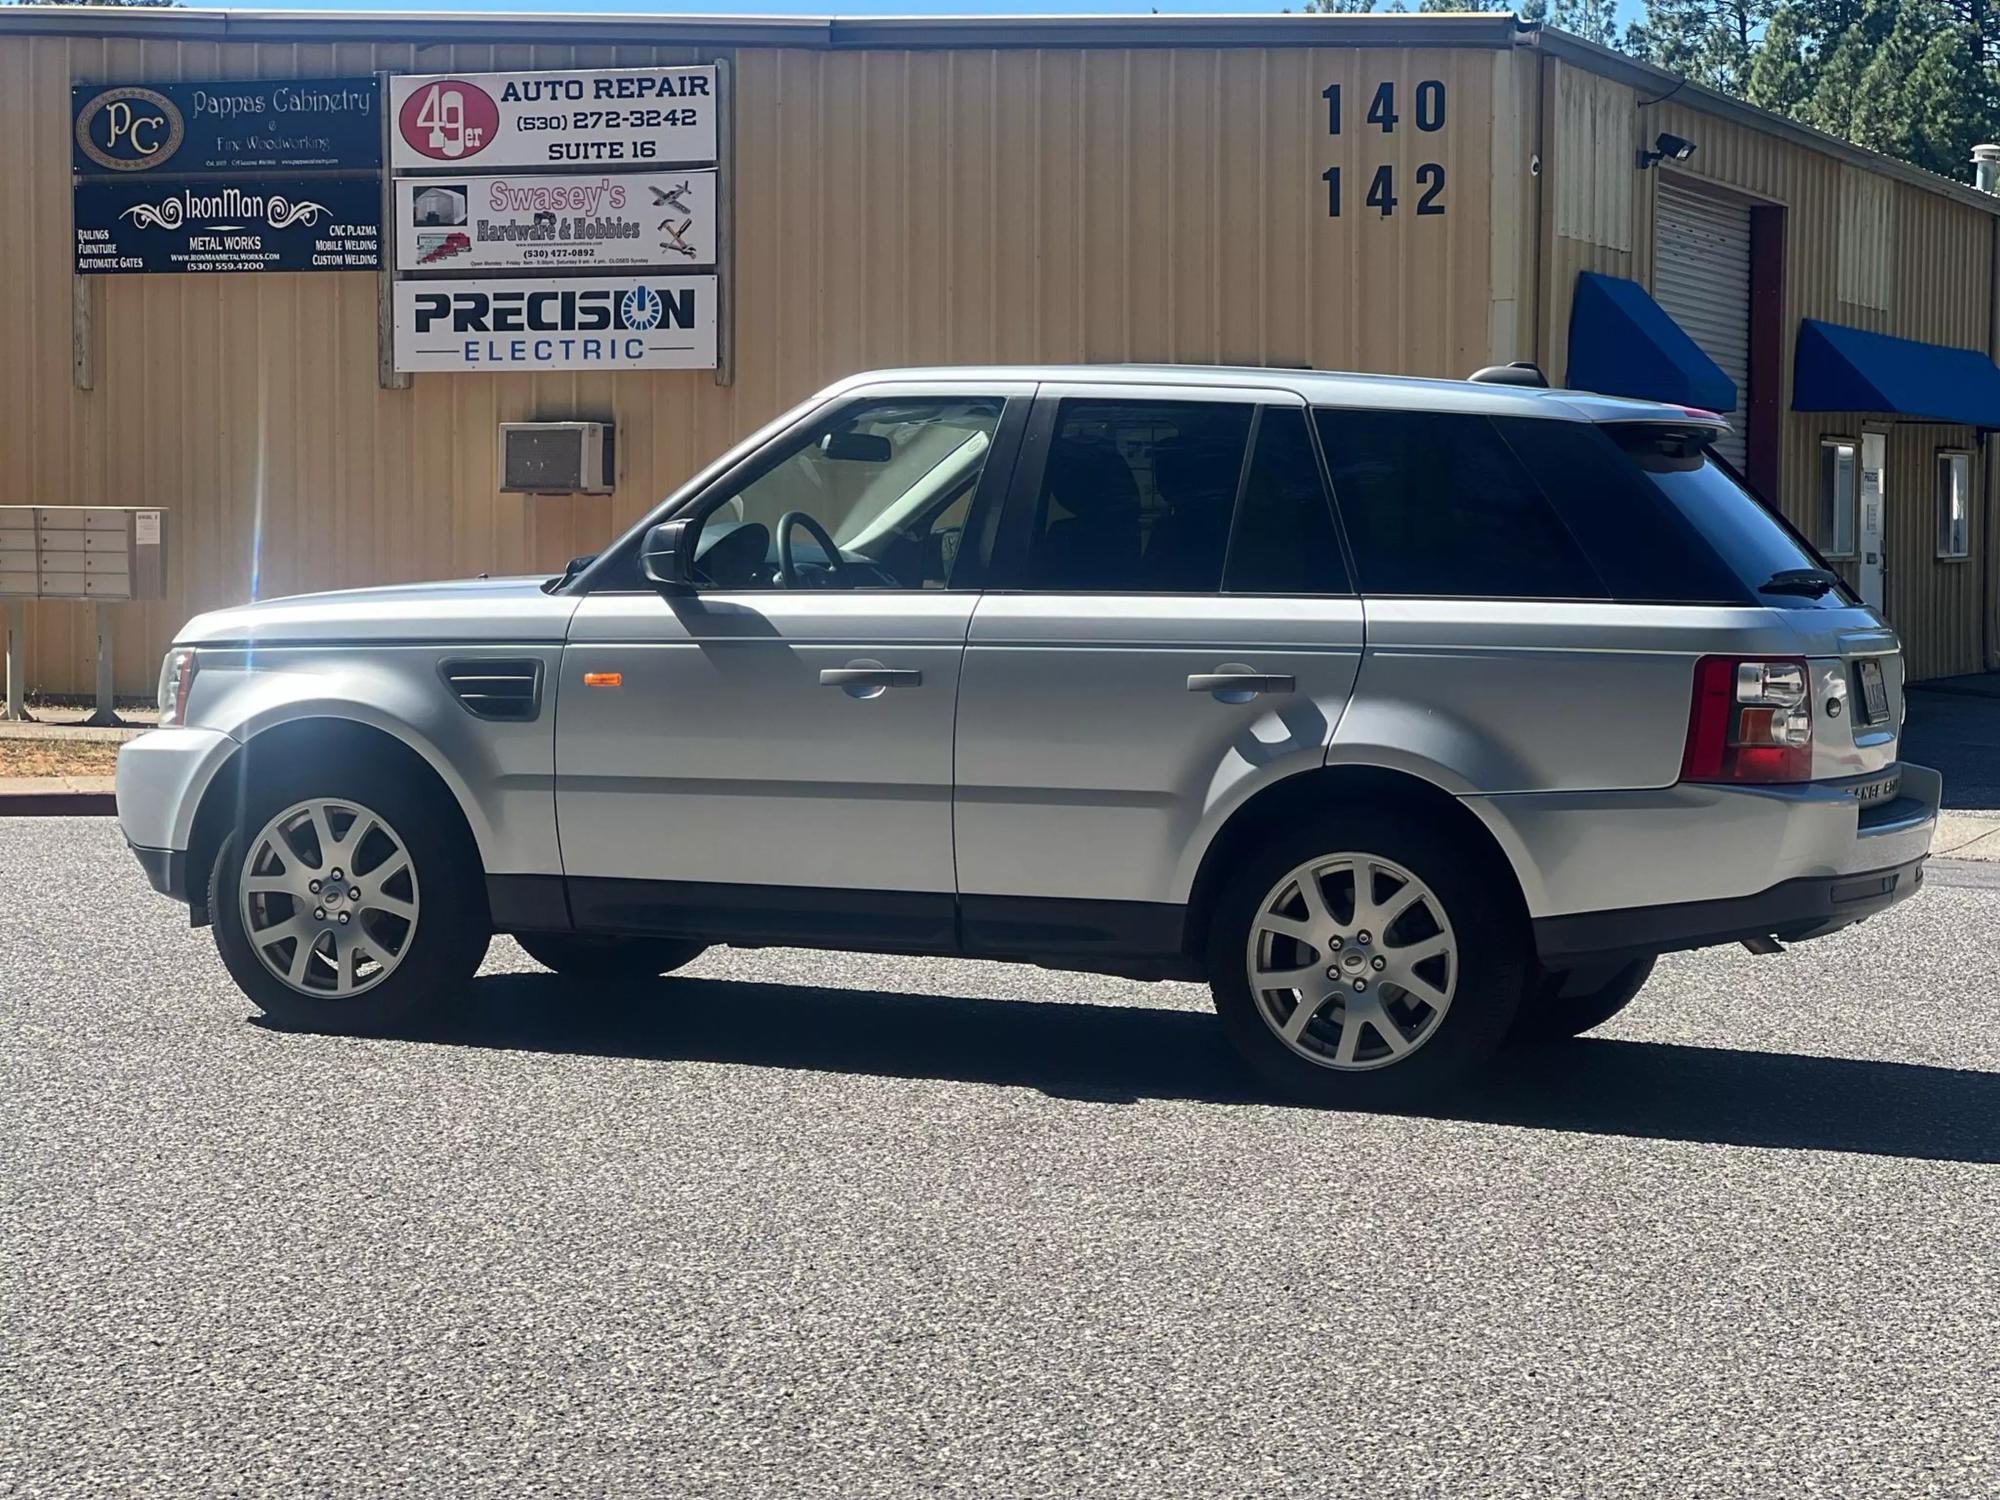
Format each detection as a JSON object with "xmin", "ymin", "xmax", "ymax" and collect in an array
[
  {"xmin": 1372, "ymin": 955, "xmax": 1386, "ymax": 971},
  {"xmin": 1325, "ymin": 966, "xmax": 1341, "ymax": 981},
  {"xmin": 1328, "ymin": 936, "xmax": 1344, "ymax": 951},
  {"xmin": 1357, "ymin": 930, "xmax": 1372, "ymax": 945},
  {"xmin": 313, "ymin": 907, "xmax": 325, "ymax": 920},
  {"xmin": 308, "ymin": 879, "xmax": 321, "ymax": 893},
  {"xmin": 330, "ymin": 869, "xmax": 343, "ymax": 881},
  {"xmin": 1352, "ymin": 978, "xmax": 1368, "ymax": 992},
  {"xmin": 337, "ymin": 913, "xmax": 350, "ymax": 924}
]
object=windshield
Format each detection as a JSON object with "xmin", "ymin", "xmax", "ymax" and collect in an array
[{"xmin": 1605, "ymin": 424, "xmax": 1860, "ymax": 610}]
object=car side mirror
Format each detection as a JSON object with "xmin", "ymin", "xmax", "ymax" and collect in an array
[{"xmin": 640, "ymin": 518, "xmax": 697, "ymax": 595}]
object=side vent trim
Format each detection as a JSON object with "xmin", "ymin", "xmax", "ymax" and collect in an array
[{"xmin": 440, "ymin": 658, "xmax": 544, "ymax": 722}]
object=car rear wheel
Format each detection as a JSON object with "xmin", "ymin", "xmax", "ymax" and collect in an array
[
  {"xmin": 211, "ymin": 765, "xmax": 488, "ymax": 1033},
  {"xmin": 1511, "ymin": 956, "xmax": 1655, "ymax": 1042},
  {"xmin": 1209, "ymin": 810, "xmax": 1528, "ymax": 1106},
  {"xmin": 516, "ymin": 932, "xmax": 707, "ymax": 980}
]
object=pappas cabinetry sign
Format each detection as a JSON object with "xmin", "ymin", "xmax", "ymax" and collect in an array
[
  {"xmin": 389, "ymin": 67, "xmax": 717, "ymax": 171},
  {"xmin": 71, "ymin": 78, "xmax": 381, "ymax": 175},
  {"xmin": 396, "ymin": 170, "xmax": 716, "ymax": 271},
  {"xmin": 394, "ymin": 274, "xmax": 718, "ymax": 372}
]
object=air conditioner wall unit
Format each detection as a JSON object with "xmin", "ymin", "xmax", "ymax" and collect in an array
[{"xmin": 499, "ymin": 421, "xmax": 615, "ymax": 494}]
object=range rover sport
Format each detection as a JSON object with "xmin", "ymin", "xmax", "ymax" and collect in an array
[{"xmin": 117, "ymin": 366, "xmax": 1940, "ymax": 1105}]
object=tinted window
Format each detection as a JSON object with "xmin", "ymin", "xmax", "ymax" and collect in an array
[
  {"xmin": 1025, "ymin": 400, "xmax": 1251, "ymax": 592},
  {"xmin": 1493, "ymin": 417, "xmax": 1749, "ymax": 605},
  {"xmin": 1224, "ymin": 408, "xmax": 1351, "ymax": 595},
  {"xmin": 1606, "ymin": 423, "xmax": 1857, "ymax": 609},
  {"xmin": 1314, "ymin": 410, "xmax": 1607, "ymax": 599},
  {"xmin": 691, "ymin": 396, "xmax": 1003, "ymax": 590}
]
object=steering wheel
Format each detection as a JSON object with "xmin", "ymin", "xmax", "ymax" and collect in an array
[{"xmin": 775, "ymin": 510, "xmax": 851, "ymax": 589}]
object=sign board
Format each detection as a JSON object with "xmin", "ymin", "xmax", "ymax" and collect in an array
[
  {"xmin": 395, "ymin": 170, "xmax": 715, "ymax": 272},
  {"xmin": 72, "ymin": 78, "xmax": 381, "ymax": 175},
  {"xmin": 75, "ymin": 177, "xmax": 382, "ymax": 275},
  {"xmin": 389, "ymin": 67, "xmax": 718, "ymax": 172},
  {"xmin": 0, "ymin": 507, "xmax": 167, "ymax": 601},
  {"xmin": 394, "ymin": 274, "xmax": 718, "ymax": 372}
]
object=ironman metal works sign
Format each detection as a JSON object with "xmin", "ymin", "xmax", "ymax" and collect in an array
[{"xmin": 392, "ymin": 275, "xmax": 718, "ymax": 372}]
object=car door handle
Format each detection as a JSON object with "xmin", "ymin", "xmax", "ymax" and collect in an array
[
  {"xmin": 1187, "ymin": 671, "xmax": 1295, "ymax": 695},
  {"xmin": 819, "ymin": 667, "xmax": 922, "ymax": 688}
]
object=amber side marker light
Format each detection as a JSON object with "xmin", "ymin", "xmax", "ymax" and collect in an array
[{"xmin": 583, "ymin": 672, "xmax": 623, "ymax": 688}]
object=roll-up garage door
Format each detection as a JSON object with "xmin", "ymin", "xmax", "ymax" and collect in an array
[{"xmin": 1654, "ymin": 180, "xmax": 1751, "ymax": 472}]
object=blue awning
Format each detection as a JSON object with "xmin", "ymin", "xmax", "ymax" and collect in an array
[
  {"xmin": 1793, "ymin": 318, "xmax": 2000, "ymax": 427},
  {"xmin": 1566, "ymin": 271, "xmax": 1737, "ymax": 414}
]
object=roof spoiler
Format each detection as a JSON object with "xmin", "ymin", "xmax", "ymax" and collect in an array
[{"xmin": 1467, "ymin": 361, "xmax": 1550, "ymax": 388}]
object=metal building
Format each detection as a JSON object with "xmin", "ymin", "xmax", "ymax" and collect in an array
[{"xmin": 2, "ymin": 6, "xmax": 1995, "ymax": 694}]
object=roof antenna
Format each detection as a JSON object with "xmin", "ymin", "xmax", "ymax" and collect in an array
[{"xmin": 1467, "ymin": 361, "xmax": 1549, "ymax": 388}]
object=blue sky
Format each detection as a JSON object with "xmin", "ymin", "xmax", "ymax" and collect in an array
[{"xmin": 182, "ymin": 0, "xmax": 1647, "ymax": 24}]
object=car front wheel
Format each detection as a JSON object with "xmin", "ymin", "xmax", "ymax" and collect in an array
[
  {"xmin": 1208, "ymin": 810, "xmax": 1527, "ymax": 1106},
  {"xmin": 211, "ymin": 766, "xmax": 488, "ymax": 1033}
]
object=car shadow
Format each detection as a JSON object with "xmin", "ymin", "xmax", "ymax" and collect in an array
[{"xmin": 342, "ymin": 972, "xmax": 2000, "ymax": 1165}]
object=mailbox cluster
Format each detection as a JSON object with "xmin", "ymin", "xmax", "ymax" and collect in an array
[{"xmin": 0, "ymin": 507, "xmax": 167, "ymax": 602}]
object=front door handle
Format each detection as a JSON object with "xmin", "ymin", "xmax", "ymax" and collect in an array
[
  {"xmin": 1187, "ymin": 670, "xmax": 1295, "ymax": 697},
  {"xmin": 820, "ymin": 665, "xmax": 922, "ymax": 692}
]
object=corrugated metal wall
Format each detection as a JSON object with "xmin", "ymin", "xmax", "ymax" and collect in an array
[
  {"xmin": 0, "ymin": 33, "xmax": 1527, "ymax": 696},
  {"xmin": 1543, "ymin": 58, "xmax": 1996, "ymax": 679}
]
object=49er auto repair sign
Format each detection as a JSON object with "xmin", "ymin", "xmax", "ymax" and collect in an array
[{"xmin": 389, "ymin": 67, "xmax": 717, "ymax": 170}]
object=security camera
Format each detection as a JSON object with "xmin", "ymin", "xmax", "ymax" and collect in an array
[{"xmin": 1637, "ymin": 132, "xmax": 1698, "ymax": 170}]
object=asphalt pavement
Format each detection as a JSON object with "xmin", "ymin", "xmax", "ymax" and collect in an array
[
  {"xmin": 1904, "ymin": 684, "xmax": 2000, "ymax": 808},
  {"xmin": 4, "ymin": 820, "xmax": 1998, "ymax": 1499}
]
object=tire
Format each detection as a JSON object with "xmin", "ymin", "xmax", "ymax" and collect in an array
[
  {"xmin": 1207, "ymin": 808, "xmax": 1529, "ymax": 1107},
  {"xmin": 210, "ymin": 757, "xmax": 490, "ymax": 1034},
  {"xmin": 516, "ymin": 932, "xmax": 707, "ymax": 980},
  {"xmin": 1510, "ymin": 956, "xmax": 1655, "ymax": 1043}
]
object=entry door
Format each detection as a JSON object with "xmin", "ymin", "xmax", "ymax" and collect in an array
[
  {"xmin": 953, "ymin": 386, "xmax": 1363, "ymax": 956},
  {"xmin": 556, "ymin": 384, "xmax": 1027, "ymax": 947},
  {"xmin": 1859, "ymin": 431, "xmax": 1887, "ymax": 612}
]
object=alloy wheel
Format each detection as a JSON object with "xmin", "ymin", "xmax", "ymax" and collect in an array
[
  {"xmin": 1245, "ymin": 853, "xmax": 1457, "ymax": 1070},
  {"xmin": 237, "ymin": 798, "xmax": 422, "ymax": 998}
]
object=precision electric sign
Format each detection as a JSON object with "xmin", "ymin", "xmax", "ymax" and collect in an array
[
  {"xmin": 393, "ymin": 275, "xmax": 718, "ymax": 371},
  {"xmin": 388, "ymin": 67, "xmax": 717, "ymax": 171}
]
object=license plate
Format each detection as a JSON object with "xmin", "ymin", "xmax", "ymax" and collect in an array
[
  {"xmin": 1855, "ymin": 658, "xmax": 1891, "ymax": 724},
  {"xmin": 1850, "ymin": 772, "xmax": 1900, "ymax": 806}
]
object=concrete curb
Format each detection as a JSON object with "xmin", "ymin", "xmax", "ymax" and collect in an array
[{"xmin": 0, "ymin": 790, "xmax": 116, "ymax": 817}]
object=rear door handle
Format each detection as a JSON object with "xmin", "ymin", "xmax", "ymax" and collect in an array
[
  {"xmin": 820, "ymin": 667, "xmax": 922, "ymax": 688},
  {"xmin": 1187, "ymin": 671, "xmax": 1295, "ymax": 696}
]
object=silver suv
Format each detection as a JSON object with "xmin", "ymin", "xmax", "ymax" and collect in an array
[{"xmin": 117, "ymin": 366, "xmax": 1940, "ymax": 1104}]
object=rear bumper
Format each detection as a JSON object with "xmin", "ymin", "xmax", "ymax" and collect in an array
[
  {"xmin": 1508, "ymin": 762, "xmax": 1940, "ymax": 963},
  {"xmin": 1533, "ymin": 853, "xmax": 1927, "ymax": 961}
]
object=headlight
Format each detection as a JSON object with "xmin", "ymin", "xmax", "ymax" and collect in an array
[{"xmin": 157, "ymin": 647, "xmax": 199, "ymax": 727}]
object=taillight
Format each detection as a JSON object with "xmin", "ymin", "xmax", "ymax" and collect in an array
[{"xmin": 1681, "ymin": 656, "xmax": 1812, "ymax": 783}]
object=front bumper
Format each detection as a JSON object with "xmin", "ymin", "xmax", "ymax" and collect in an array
[
  {"xmin": 116, "ymin": 727, "xmax": 236, "ymax": 920},
  {"xmin": 115, "ymin": 726, "xmax": 236, "ymax": 853},
  {"xmin": 130, "ymin": 842, "xmax": 192, "ymax": 903},
  {"xmin": 1514, "ymin": 762, "xmax": 1941, "ymax": 963}
]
